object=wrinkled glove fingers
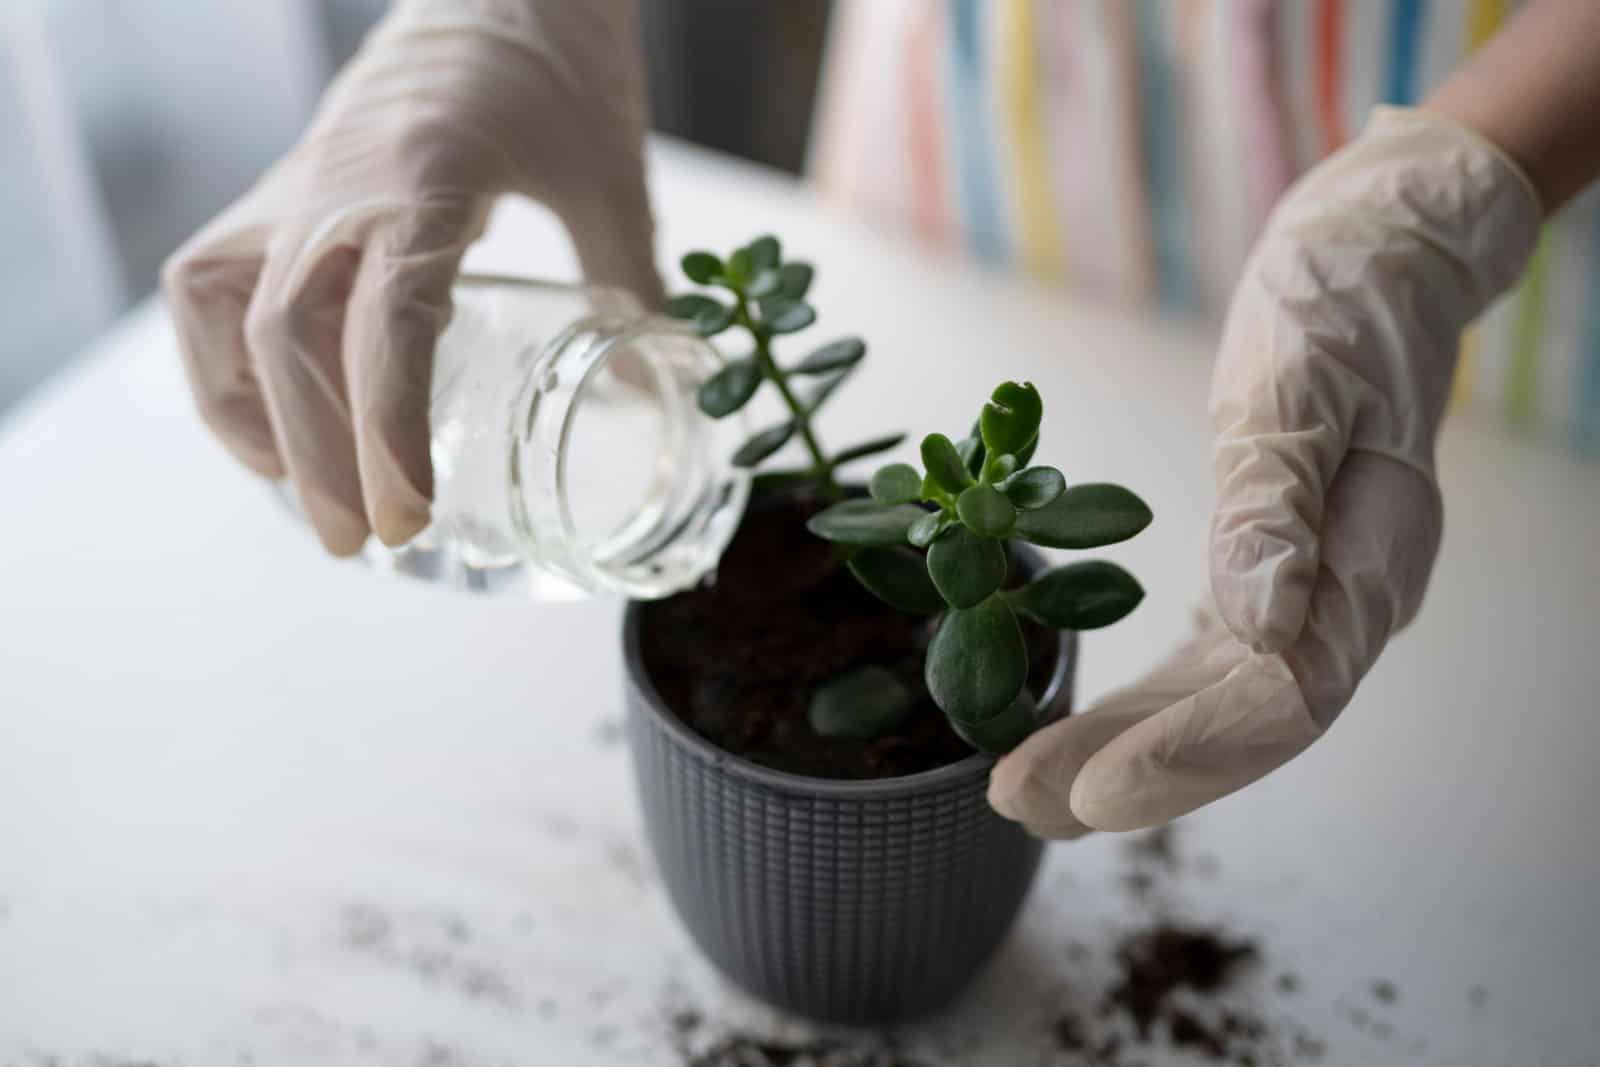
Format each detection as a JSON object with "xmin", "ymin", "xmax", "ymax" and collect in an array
[
  {"xmin": 1209, "ymin": 427, "xmax": 1334, "ymax": 653},
  {"xmin": 1284, "ymin": 451, "xmax": 1442, "ymax": 722},
  {"xmin": 246, "ymin": 232, "xmax": 368, "ymax": 556},
  {"xmin": 989, "ymin": 607, "xmax": 1243, "ymax": 840},
  {"xmin": 163, "ymin": 229, "xmax": 282, "ymax": 478},
  {"xmin": 990, "ymin": 700, "xmax": 1184, "ymax": 841},
  {"xmin": 345, "ymin": 197, "xmax": 486, "ymax": 546},
  {"xmin": 1068, "ymin": 650, "xmax": 1319, "ymax": 832}
]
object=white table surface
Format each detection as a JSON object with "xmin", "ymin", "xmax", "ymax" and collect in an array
[{"xmin": 2, "ymin": 139, "xmax": 1597, "ymax": 1067}]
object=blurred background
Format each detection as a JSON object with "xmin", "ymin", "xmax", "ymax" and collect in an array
[{"xmin": 0, "ymin": 0, "xmax": 832, "ymax": 416}]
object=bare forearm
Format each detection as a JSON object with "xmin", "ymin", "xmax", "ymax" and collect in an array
[{"xmin": 1424, "ymin": 0, "xmax": 1600, "ymax": 213}]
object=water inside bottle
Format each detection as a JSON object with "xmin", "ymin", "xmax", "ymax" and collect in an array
[{"xmin": 277, "ymin": 277, "xmax": 748, "ymax": 600}]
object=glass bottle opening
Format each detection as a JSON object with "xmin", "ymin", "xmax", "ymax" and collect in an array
[
  {"xmin": 508, "ymin": 304, "xmax": 750, "ymax": 600},
  {"xmin": 355, "ymin": 274, "xmax": 749, "ymax": 601}
]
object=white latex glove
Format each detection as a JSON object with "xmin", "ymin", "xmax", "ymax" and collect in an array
[
  {"xmin": 990, "ymin": 107, "xmax": 1541, "ymax": 837},
  {"xmin": 163, "ymin": 0, "xmax": 659, "ymax": 555}
]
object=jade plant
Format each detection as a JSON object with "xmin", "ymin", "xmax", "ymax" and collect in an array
[
  {"xmin": 664, "ymin": 234, "xmax": 902, "ymax": 498},
  {"xmin": 668, "ymin": 235, "xmax": 1151, "ymax": 754}
]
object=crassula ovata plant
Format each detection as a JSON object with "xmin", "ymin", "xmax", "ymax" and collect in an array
[{"xmin": 668, "ymin": 235, "xmax": 1152, "ymax": 754}]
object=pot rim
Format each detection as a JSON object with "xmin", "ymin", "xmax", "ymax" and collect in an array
[{"xmin": 622, "ymin": 593, "xmax": 1077, "ymax": 800}]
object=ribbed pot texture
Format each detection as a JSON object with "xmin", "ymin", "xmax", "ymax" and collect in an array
[{"xmin": 623, "ymin": 554, "xmax": 1075, "ymax": 1023}]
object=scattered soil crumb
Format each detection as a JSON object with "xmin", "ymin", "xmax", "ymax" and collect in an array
[
  {"xmin": 1275, "ymin": 973, "xmax": 1301, "ymax": 995},
  {"xmin": 1053, "ymin": 1014, "xmax": 1089, "ymax": 1051},
  {"xmin": 1292, "ymin": 1031, "xmax": 1326, "ymax": 1060},
  {"xmin": 1108, "ymin": 924, "xmax": 1259, "ymax": 1037},
  {"xmin": 1125, "ymin": 824, "xmax": 1178, "ymax": 870},
  {"xmin": 1467, "ymin": 985, "xmax": 1490, "ymax": 1009},
  {"xmin": 1370, "ymin": 979, "xmax": 1398, "ymax": 1004},
  {"xmin": 1122, "ymin": 870, "xmax": 1156, "ymax": 899},
  {"xmin": 683, "ymin": 1034, "xmax": 929, "ymax": 1066}
]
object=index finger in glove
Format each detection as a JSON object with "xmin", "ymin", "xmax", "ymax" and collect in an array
[
  {"xmin": 344, "ymin": 195, "xmax": 488, "ymax": 546},
  {"xmin": 989, "ymin": 605, "xmax": 1241, "ymax": 840}
]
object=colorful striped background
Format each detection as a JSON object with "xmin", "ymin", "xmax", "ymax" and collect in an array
[{"xmin": 811, "ymin": 0, "xmax": 1600, "ymax": 455}]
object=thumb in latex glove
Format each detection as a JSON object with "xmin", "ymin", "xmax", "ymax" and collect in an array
[
  {"xmin": 990, "ymin": 108, "xmax": 1541, "ymax": 837},
  {"xmin": 163, "ymin": 0, "xmax": 659, "ymax": 555}
]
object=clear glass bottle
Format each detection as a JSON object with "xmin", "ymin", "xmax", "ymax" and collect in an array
[{"xmin": 288, "ymin": 274, "xmax": 751, "ymax": 600}]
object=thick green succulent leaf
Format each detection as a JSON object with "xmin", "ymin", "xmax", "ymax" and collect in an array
[
  {"xmin": 680, "ymin": 251, "xmax": 721, "ymax": 284},
  {"xmin": 907, "ymin": 509, "xmax": 956, "ymax": 548},
  {"xmin": 949, "ymin": 688, "xmax": 1041, "ymax": 754},
  {"xmin": 725, "ymin": 246, "xmax": 753, "ymax": 284},
  {"xmin": 927, "ymin": 525, "xmax": 1007, "ymax": 609},
  {"xmin": 665, "ymin": 294, "xmax": 722, "ymax": 321},
  {"xmin": 746, "ymin": 269, "xmax": 782, "ymax": 300},
  {"xmin": 1014, "ymin": 433, "xmax": 1039, "ymax": 468},
  {"xmin": 848, "ymin": 546, "xmax": 944, "ymax": 615},
  {"xmin": 1011, "ymin": 483, "xmax": 1153, "ymax": 549},
  {"xmin": 980, "ymin": 381, "xmax": 1042, "ymax": 457},
  {"xmin": 747, "ymin": 235, "xmax": 781, "ymax": 273},
  {"xmin": 804, "ymin": 365, "xmax": 854, "ymax": 414},
  {"xmin": 962, "ymin": 419, "xmax": 988, "ymax": 476},
  {"xmin": 921, "ymin": 433, "xmax": 974, "ymax": 494},
  {"xmin": 955, "ymin": 435, "xmax": 983, "ymax": 478},
  {"xmin": 830, "ymin": 432, "xmax": 906, "ymax": 468},
  {"xmin": 731, "ymin": 422, "xmax": 794, "ymax": 467},
  {"xmin": 693, "ymin": 302, "xmax": 736, "ymax": 337},
  {"xmin": 1010, "ymin": 560, "xmax": 1145, "ymax": 630},
  {"xmin": 696, "ymin": 357, "xmax": 761, "ymax": 418},
  {"xmin": 750, "ymin": 468, "xmax": 819, "ymax": 495},
  {"xmin": 925, "ymin": 595, "xmax": 1028, "ymax": 723},
  {"xmin": 869, "ymin": 463, "xmax": 923, "ymax": 506},
  {"xmin": 806, "ymin": 499, "xmax": 925, "ymax": 545},
  {"xmin": 983, "ymin": 453, "xmax": 1018, "ymax": 483},
  {"xmin": 956, "ymin": 483, "xmax": 1017, "ymax": 537},
  {"xmin": 998, "ymin": 466, "xmax": 1066, "ymax": 510},
  {"xmin": 762, "ymin": 299, "xmax": 816, "ymax": 334},
  {"xmin": 808, "ymin": 666, "xmax": 915, "ymax": 741},
  {"xmin": 778, "ymin": 262, "xmax": 814, "ymax": 300},
  {"xmin": 792, "ymin": 337, "xmax": 866, "ymax": 375}
]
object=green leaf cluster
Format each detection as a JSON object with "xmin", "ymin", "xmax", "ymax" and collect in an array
[
  {"xmin": 805, "ymin": 381, "xmax": 1152, "ymax": 753},
  {"xmin": 667, "ymin": 236, "xmax": 901, "ymax": 497}
]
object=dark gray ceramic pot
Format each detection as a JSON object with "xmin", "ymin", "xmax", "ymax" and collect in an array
[{"xmin": 623, "ymin": 552, "xmax": 1075, "ymax": 1024}]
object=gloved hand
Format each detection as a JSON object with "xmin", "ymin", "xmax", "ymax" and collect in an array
[
  {"xmin": 163, "ymin": 0, "xmax": 659, "ymax": 555},
  {"xmin": 990, "ymin": 107, "xmax": 1542, "ymax": 837}
]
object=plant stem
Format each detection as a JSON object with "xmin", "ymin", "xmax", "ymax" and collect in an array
[{"xmin": 734, "ymin": 296, "xmax": 843, "ymax": 500}]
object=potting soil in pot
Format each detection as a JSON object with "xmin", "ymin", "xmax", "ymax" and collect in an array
[{"xmin": 638, "ymin": 491, "xmax": 1059, "ymax": 780}]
